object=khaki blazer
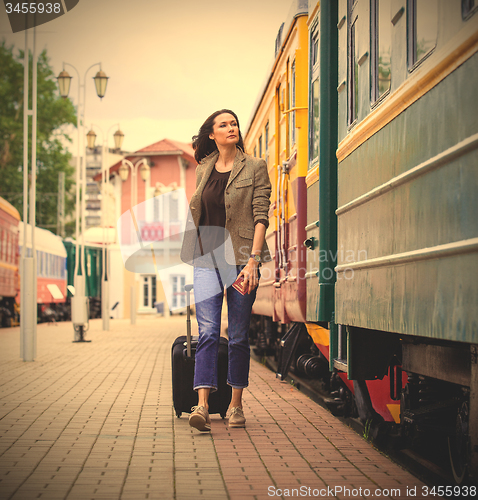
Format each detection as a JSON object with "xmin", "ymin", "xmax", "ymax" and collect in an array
[{"xmin": 181, "ymin": 148, "xmax": 271, "ymax": 266}]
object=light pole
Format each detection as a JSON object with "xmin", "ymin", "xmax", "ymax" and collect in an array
[
  {"xmin": 20, "ymin": 25, "xmax": 38, "ymax": 362},
  {"xmin": 86, "ymin": 124, "xmax": 124, "ymax": 331},
  {"xmin": 119, "ymin": 158, "xmax": 150, "ymax": 324},
  {"xmin": 57, "ymin": 63, "xmax": 109, "ymax": 342}
]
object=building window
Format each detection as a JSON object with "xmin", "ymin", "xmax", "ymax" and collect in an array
[
  {"xmin": 407, "ymin": 0, "xmax": 438, "ymax": 70},
  {"xmin": 172, "ymin": 275, "xmax": 186, "ymax": 309},
  {"xmin": 254, "ymin": 146, "xmax": 257, "ymax": 158},
  {"xmin": 259, "ymin": 135, "xmax": 263, "ymax": 158},
  {"xmin": 348, "ymin": 0, "xmax": 358, "ymax": 124},
  {"xmin": 154, "ymin": 195, "xmax": 160, "ymax": 221},
  {"xmin": 143, "ymin": 277, "xmax": 149, "ymax": 307},
  {"xmin": 152, "ymin": 276, "xmax": 156, "ymax": 306},
  {"xmin": 290, "ymin": 60, "xmax": 296, "ymax": 146},
  {"xmin": 169, "ymin": 195, "xmax": 178, "ymax": 221},
  {"xmin": 265, "ymin": 122, "xmax": 269, "ymax": 160},
  {"xmin": 371, "ymin": 0, "xmax": 392, "ymax": 102},
  {"xmin": 142, "ymin": 275, "xmax": 157, "ymax": 309}
]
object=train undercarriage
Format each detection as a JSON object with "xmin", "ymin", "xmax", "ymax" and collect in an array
[
  {"xmin": 0, "ymin": 297, "xmax": 102, "ymax": 327},
  {"xmin": 249, "ymin": 315, "xmax": 478, "ymax": 486}
]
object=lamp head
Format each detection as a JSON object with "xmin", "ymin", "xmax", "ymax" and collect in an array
[
  {"xmin": 86, "ymin": 129, "xmax": 97, "ymax": 149},
  {"xmin": 113, "ymin": 129, "xmax": 124, "ymax": 150},
  {"xmin": 57, "ymin": 69, "xmax": 72, "ymax": 98},
  {"xmin": 93, "ymin": 70, "xmax": 109, "ymax": 99},
  {"xmin": 119, "ymin": 162, "xmax": 129, "ymax": 181},
  {"xmin": 140, "ymin": 161, "xmax": 150, "ymax": 182}
]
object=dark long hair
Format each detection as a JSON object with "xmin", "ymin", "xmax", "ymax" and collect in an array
[{"xmin": 192, "ymin": 109, "xmax": 245, "ymax": 164}]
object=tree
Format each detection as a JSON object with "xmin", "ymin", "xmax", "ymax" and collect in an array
[{"xmin": 0, "ymin": 40, "xmax": 77, "ymax": 235}]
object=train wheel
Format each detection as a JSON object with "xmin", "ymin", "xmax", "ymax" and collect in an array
[{"xmin": 448, "ymin": 401, "xmax": 469, "ymax": 484}]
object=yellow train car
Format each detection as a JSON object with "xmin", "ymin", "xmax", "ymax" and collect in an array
[{"xmin": 244, "ymin": 0, "xmax": 309, "ymax": 325}]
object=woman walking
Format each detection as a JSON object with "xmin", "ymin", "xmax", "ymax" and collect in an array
[{"xmin": 181, "ymin": 109, "xmax": 271, "ymax": 431}]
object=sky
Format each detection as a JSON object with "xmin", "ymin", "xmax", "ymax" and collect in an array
[{"xmin": 0, "ymin": 0, "xmax": 293, "ymax": 154}]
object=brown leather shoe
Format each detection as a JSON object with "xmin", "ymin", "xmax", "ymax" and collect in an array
[
  {"xmin": 227, "ymin": 407, "xmax": 245, "ymax": 428},
  {"xmin": 189, "ymin": 406, "xmax": 211, "ymax": 431}
]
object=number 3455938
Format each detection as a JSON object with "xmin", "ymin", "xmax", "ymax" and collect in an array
[{"xmin": 5, "ymin": 3, "xmax": 62, "ymax": 14}]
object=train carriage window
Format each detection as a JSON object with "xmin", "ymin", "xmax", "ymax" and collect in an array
[
  {"xmin": 310, "ymin": 79, "xmax": 320, "ymax": 163},
  {"xmin": 6, "ymin": 231, "xmax": 10, "ymax": 263},
  {"xmin": 290, "ymin": 60, "xmax": 296, "ymax": 147},
  {"xmin": 311, "ymin": 32, "xmax": 319, "ymax": 68},
  {"xmin": 259, "ymin": 134, "xmax": 263, "ymax": 158},
  {"xmin": 407, "ymin": 0, "xmax": 438, "ymax": 69},
  {"xmin": 265, "ymin": 122, "xmax": 269, "ymax": 161},
  {"xmin": 371, "ymin": 0, "xmax": 392, "ymax": 102},
  {"xmin": 309, "ymin": 22, "xmax": 320, "ymax": 168},
  {"xmin": 348, "ymin": 0, "xmax": 358, "ymax": 125},
  {"xmin": 254, "ymin": 146, "xmax": 257, "ymax": 158}
]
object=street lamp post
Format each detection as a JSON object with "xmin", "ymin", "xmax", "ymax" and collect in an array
[
  {"xmin": 57, "ymin": 63, "xmax": 109, "ymax": 342},
  {"xmin": 119, "ymin": 158, "xmax": 150, "ymax": 324},
  {"xmin": 86, "ymin": 125, "xmax": 124, "ymax": 331},
  {"xmin": 20, "ymin": 25, "xmax": 38, "ymax": 362}
]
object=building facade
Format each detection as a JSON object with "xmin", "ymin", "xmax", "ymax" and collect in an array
[{"xmin": 103, "ymin": 139, "xmax": 197, "ymax": 318}]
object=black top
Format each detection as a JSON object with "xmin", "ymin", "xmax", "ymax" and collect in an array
[
  {"xmin": 197, "ymin": 165, "xmax": 268, "ymax": 260},
  {"xmin": 199, "ymin": 166, "xmax": 230, "ymax": 229},
  {"xmin": 197, "ymin": 166, "xmax": 231, "ymax": 258}
]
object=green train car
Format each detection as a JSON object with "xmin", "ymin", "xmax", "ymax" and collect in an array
[
  {"xmin": 63, "ymin": 239, "xmax": 103, "ymax": 319},
  {"xmin": 331, "ymin": 0, "xmax": 478, "ymax": 483}
]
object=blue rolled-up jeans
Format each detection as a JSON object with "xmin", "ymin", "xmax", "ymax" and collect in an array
[{"xmin": 193, "ymin": 265, "xmax": 258, "ymax": 392}]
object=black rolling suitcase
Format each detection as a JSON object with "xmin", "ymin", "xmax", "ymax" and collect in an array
[{"xmin": 171, "ymin": 284, "xmax": 231, "ymax": 418}]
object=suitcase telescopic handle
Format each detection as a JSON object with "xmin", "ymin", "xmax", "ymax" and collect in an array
[{"xmin": 184, "ymin": 284, "xmax": 193, "ymax": 357}]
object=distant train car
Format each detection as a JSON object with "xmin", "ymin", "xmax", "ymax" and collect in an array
[
  {"xmin": 63, "ymin": 239, "xmax": 103, "ymax": 319},
  {"xmin": 0, "ymin": 196, "xmax": 20, "ymax": 327},
  {"xmin": 245, "ymin": 0, "xmax": 309, "ymax": 324},
  {"xmin": 18, "ymin": 222, "xmax": 68, "ymax": 322}
]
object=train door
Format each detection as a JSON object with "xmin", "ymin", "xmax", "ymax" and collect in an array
[{"xmin": 274, "ymin": 83, "xmax": 291, "ymax": 324}]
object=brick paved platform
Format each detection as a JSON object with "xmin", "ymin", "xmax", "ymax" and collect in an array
[{"xmin": 0, "ymin": 317, "xmax": 432, "ymax": 499}]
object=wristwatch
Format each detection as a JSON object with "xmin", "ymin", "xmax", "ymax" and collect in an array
[{"xmin": 249, "ymin": 253, "xmax": 261, "ymax": 263}]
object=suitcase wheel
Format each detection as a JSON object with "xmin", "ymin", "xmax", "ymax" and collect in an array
[
  {"xmin": 220, "ymin": 412, "xmax": 226, "ymax": 419},
  {"xmin": 176, "ymin": 411, "xmax": 182, "ymax": 418}
]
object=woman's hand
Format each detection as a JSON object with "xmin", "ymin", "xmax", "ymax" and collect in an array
[{"xmin": 238, "ymin": 259, "xmax": 259, "ymax": 294}]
